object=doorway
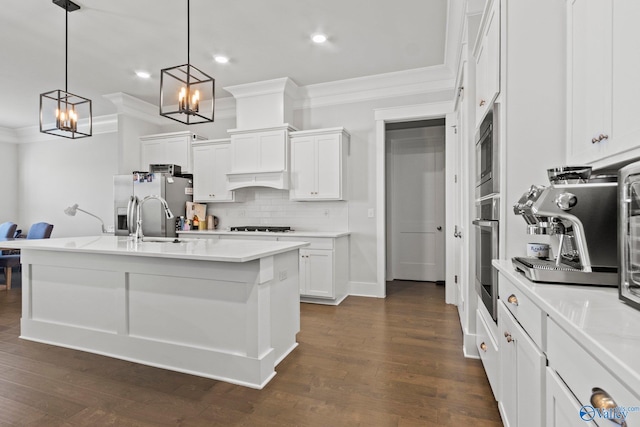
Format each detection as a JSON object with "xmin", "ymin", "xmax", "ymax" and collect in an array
[{"xmin": 385, "ymin": 119, "xmax": 446, "ymax": 282}]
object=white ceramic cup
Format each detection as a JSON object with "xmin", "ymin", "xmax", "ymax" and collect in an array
[{"xmin": 527, "ymin": 243, "xmax": 550, "ymax": 258}]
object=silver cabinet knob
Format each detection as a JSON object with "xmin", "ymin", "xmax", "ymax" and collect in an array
[
  {"xmin": 507, "ymin": 294, "xmax": 519, "ymax": 306},
  {"xmin": 590, "ymin": 387, "xmax": 627, "ymax": 427}
]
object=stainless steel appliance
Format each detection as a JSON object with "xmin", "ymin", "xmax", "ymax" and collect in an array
[
  {"xmin": 619, "ymin": 162, "xmax": 640, "ymax": 310},
  {"xmin": 473, "ymin": 196, "xmax": 499, "ymax": 321},
  {"xmin": 475, "ymin": 106, "xmax": 499, "ymax": 198},
  {"xmin": 512, "ymin": 171, "xmax": 618, "ymax": 286},
  {"xmin": 114, "ymin": 173, "xmax": 192, "ymax": 238},
  {"xmin": 149, "ymin": 164, "xmax": 181, "ymax": 176}
]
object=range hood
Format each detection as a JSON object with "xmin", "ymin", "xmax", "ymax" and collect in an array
[{"xmin": 224, "ymin": 78, "xmax": 299, "ymax": 190}]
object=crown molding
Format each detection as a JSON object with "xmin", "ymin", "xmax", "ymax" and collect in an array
[
  {"xmin": 296, "ymin": 66, "xmax": 455, "ymax": 109},
  {"xmin": 0, "ymin": 127, "xmax": 19, "ymax": 144},
  {"xmin": 12, "ymin": 114, "xmax": 118, "ymax": 143},
  {"xmin": 224, "ymin": 77, "xmax": 299, "ymax": 99},
  {"xmin": 104, "ymin": 92, "xmax": 164, "ymax": 125}
]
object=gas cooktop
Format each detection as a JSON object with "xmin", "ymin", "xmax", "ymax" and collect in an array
[{"xmin": 230, "ymin": 226, "xmax": 292, "ymax": 233}]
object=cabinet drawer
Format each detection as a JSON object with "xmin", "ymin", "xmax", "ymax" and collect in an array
[
  {"xmin": 476, "ymin": 309, "xmax": 499, "ymax": 399},
  {"xmin": 278, "ymin": 236, "xmax": 334, "ymax": 250},
  {"xmin": 498, "ymin": 273, "xmax": 545, "ymax": 350},
  {"xmin": 220, "ymin": 235, "xmax": 277, "ymax": 241},
  {"xmin": 548, "ymin": 319, "xmax": 640, "ymax": 424}
]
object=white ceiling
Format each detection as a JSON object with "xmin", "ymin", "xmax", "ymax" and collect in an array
[{"xmin": 0, "ymin": 0, "xmax": 454, "ymax": 130}]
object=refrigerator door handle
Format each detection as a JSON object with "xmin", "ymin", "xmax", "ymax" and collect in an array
[{"xmin": 127, "ymin": 196, "xmax": 135, "ymax": 235}]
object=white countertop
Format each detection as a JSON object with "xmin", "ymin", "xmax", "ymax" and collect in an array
[
  {"xmin": 494, "ymin": 259, "xmax": 640, "ymax": 396},
  {"xmin": 178, "ymin": 230, "xmax": 351, "ymax": 238},
  {"xmin": 1, "ymin": 236, "xmax": 308, "ymax": 263}
]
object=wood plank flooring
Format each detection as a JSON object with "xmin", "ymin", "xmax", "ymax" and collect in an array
[{"xmin": 0, "ymin": 279, "xmax": 502, "ymax": 426}]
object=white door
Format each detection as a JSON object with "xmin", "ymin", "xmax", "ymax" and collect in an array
[{"xmin": 388, "ymin": 125, "xmax": 446, "ymax": 281}]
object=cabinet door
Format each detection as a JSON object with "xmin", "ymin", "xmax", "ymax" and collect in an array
[
  {"xmin": 611, "ymin": 0, "xmax": 640, "ymax": 159},
  {"xmin": 141, "ymin": 141, "xmax": 165, "ymax": 170},
  {"xmin": 499, "ymin": 302, "xmax": 546, "ymax": 427},
  {"xmin": 192, "ymin": 144, "xmax": 215, "ymax": 202},
  {"xmin": 316, "ymin": 134, "xmax": 342, "ymax": 199},
  {"xmin": 475, "ymin": 0, "xmax": 500, "ymax": 128},
  {"xmin": 300, "ymin": 249, "xmax": 334, "ymax": 298},
  {"xmin": 165, "ymin": 136, "xmax": 192, "ymax": 172},
  {"xmin": 566, "ymin": 0, "xmax": 612, "ymax": 164},
  {"xmin": 290, "ymin": 136, "xmax": 316, "ymax": 199},
  {"xmin": 546, "ymin": 368, "xmax": 598, "ymax": 427},
  {"xmin": 210, "ymin": 143, "xmax": 233, "ymax": 201}
]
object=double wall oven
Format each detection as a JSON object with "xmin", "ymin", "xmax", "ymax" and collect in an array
[{"xmin": 473, "ymin": 107, "xmax": 500, "ymax": 322}]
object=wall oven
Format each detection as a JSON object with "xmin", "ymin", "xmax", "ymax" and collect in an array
[
  {"xmin": 476, "ymin": 107, "xmax": 500, "ymax": 198},
  {"xmin": 473, "ymin": 196, "xmax": 500, "ymax": 322}
]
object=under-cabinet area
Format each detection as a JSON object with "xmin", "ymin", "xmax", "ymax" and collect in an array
[{"xmin": 492, "ymin": 260, "xmax": 640, "ymax": 427}]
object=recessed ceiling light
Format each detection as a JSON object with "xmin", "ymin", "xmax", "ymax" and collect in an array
[
  {"xmin": 214, "ymin": 55, "xmax": 229, "ymax": 64},
  {"xmin": 312, "ymin": 34, "xmax": 328, "ymax": 44},
  {"xmin": 136, "ymin": 71, "xmax": 151, "ymax": 79}
]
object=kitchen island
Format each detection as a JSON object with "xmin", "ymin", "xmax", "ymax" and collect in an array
[{"xmin": 2, "ymin": 235, "xmax": 307, "ymax": 389}]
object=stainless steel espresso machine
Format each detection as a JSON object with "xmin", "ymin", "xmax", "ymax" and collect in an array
[{"xmin": 512, "ymin": 167, "xmax": 618, "ymax": 286}]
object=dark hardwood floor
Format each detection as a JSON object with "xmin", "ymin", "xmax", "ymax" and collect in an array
[{"xmin": 0, "ymin": 278, "xmax": 502, "ymax": 426}]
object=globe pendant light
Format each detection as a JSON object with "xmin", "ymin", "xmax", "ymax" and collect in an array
[
  {"xmin": 160, "ymin": 0, "xmax": 215, "ymax": 125},
  {"xmin": 39, "ymin": 0, "xmax": 92, "ymax": 139}
]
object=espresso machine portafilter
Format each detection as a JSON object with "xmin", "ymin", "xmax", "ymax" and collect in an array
[{"xmin": 512, "ymin": 171, "xmax": 618, "ymax": 286}]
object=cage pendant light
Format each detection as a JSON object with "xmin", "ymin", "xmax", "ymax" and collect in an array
[
  {"xmin": 160, "ymin": 0, "xmax": 215, "ymax": 124},
  {"xmin": 39, "ymin": 0, "xmax": 92, "ymax": 139}
]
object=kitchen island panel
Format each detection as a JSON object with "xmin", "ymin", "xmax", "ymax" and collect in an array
[{"xmin": 18, "ymin": 243, "xmax": 301, "ymax": 389}]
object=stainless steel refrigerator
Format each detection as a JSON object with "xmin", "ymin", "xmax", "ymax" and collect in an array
[{"xmin": 114, "ymin": 173, "xmax": 192, "ymax": 237}]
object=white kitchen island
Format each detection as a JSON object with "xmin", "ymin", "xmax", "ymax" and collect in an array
[{"xmin": 2, "ymin": 235, "xmax": 308, "ymax": 389}]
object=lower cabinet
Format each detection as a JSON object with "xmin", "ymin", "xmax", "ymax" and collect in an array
[
  {"xmin": 498, "ymin": 301, "xmax": 546, "ymax": 427},
  {"xmin": 546, "ymin": 368, "xmax": 597, "ymax": 427},
  {"xmin": 280, "ymin": 235, "xmax": 349, "ymax": 305},
  {"xmin": 475, "ymin": 307, "xmax": 500, "ymax": 399}
]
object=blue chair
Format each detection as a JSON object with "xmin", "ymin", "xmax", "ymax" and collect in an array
[
  {"xmin": 0, "ymin": 222, "xmax": 53, "ymax": 290},
  {"xmin": 0, "ymin": 222, "xmax": 17, "ymax": 239}
]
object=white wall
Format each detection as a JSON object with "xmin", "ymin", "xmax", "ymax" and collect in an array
[
  {"xmin": 18, "ymin": 132, "xmax": 118, "ymax": 237},
  {"xmin": 0, "ymin": 142, "xmax": 19, "ymax": 223}
]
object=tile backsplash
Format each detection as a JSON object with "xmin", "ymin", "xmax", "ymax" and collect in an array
[{"xmin": 205, "ymin": 188, "xmax": 349, "ymax": 231}]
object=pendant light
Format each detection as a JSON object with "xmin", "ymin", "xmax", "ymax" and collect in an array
[
  {"xmin": 160, "ymin": 0, "xmax": 215, "ymax": 125},
  {"xmin": 40, "ymin": 0, "xmax": 92, "ymax": 139}
]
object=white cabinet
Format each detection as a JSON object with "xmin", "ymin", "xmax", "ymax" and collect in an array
[
  {"xmin": 279, "ymin": 235, "xmax": 349, "ymax": 305},
  {"xmin": 192, "ymin": 139, "xmax": 237, "ymax": 203},
  {"xmin": 290, "ymin": 128, "xmax": 349, "ymax": 201},
  {"xmin": 299, "ymin": 249, "xmax": 334, "ymax": 298},
  {"xmin": 546, "ymin": 368, "xmax": 597, "ymax": 427},
  {"xmin": 475, "ymin": 307, "xmax": 500, "ymax": 400},
  {"xmin": 140, "ymin": 131, "xmax": 206, "ymax": 173},
  {"xmin": 474, "ymin": 0, "xmax": 500, "ymax": 128},
  {"xmin": 498, "ymin": 301, "xmax": 546, "ymax": 427},
  {"xmin": 547, "ymin": 318, "xmax": 640, "ymax": 426},
  {"xmin": 227, "ymin": 124, "xmax": 296, "ymax": 190},
  {"xmin": 567, "ymin": 0, "xmax": 640, "ymax": 166}
]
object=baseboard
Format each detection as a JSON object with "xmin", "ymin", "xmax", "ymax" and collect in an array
[{"xmin": 348, "ymin": 281, "xmax": 385, "ymax": 298}]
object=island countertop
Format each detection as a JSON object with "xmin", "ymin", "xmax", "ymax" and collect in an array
[
  {"xmin": 1, "ymin": 235, "xmax": 308, "ymax": 263},
  {"xmin": 178, "ymin": 230, "xmax": 351, "ymax": 238}
]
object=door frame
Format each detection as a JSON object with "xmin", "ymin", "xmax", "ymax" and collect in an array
[{"xmin": 374, "ymin": 101, "xmax": 455, "ymax": 301}]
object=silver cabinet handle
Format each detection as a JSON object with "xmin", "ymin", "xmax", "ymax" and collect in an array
[{"xmin": 592, "ymin": 133, "xmax": 610, "ymax": 144}]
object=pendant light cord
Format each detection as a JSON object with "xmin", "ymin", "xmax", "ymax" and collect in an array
[
  {"xmin": 65, "ymin": 1, "xmax": 68, "ymax": 93},
  {"xmin": 187, "ymin": 0, "xmax": 190, "ymax": 66}
]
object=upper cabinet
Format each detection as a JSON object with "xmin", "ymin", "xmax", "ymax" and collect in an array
[
  {"xmin": 567, "ymin": 0, "xmax": 640, "ymax": 167},
  {"xmin": 192, "ymin": 139, "xmax": 237, "ymax": 203},
  {"xmin": 140, "ymin": 131, "xmax": 206, "ymax": 173},
  {"xmin": 227, "ymin": 124, "xmax": 296, "ymax": 190},
  {"xmin": 474, "ymin": 0, "xmax": 500, "ymax": 129},
  {"xmin": 289, "ymin": 128, "xmax": 350, "ymax": 201}
]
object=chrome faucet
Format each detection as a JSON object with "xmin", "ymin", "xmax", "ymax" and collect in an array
[{"xmin": 133, "ymin": 195, "xmax": 174, "ymax": 241}]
